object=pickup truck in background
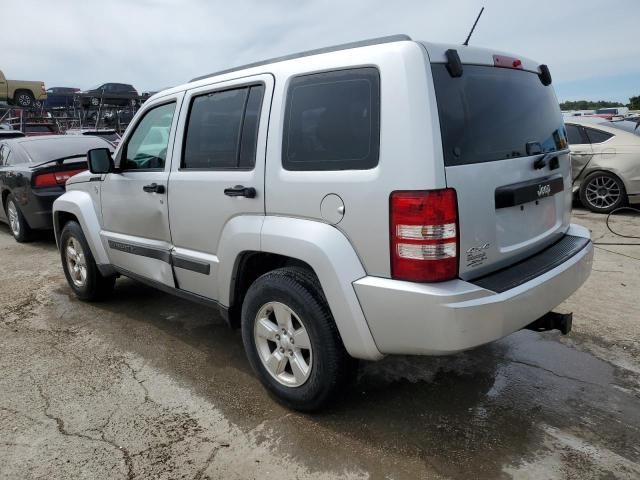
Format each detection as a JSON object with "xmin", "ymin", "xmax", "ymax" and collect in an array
[{"xmin": 0, "ymin": 69, "xmax": 47, "ymax": 108}]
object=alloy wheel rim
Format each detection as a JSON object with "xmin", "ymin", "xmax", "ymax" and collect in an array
[
  {"xmin": 7, "ymin": 201, "xmax": 20, "ymax": 236},
  {"xmin": 254, "ymin": 302, "xmax": 313, "ymax": 387},
  {"xmin": 18, "ymin": 94, "xmax": 30, "ymax": 106},
  {"xmin": 585, "ymin": 176, "xmax": 620, "ymax": 209},
  {"xmin": 65, "ymin": 237, "xmax": 88, "ymax": 288}
]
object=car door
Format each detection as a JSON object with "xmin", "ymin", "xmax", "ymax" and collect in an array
[
  {"xmin": 566, "ymin": 123, "xmax": 593, "ymax": 181},
  {"xmin": 167, "ymin": 74, "xmax": 273, "ymax": 300},
  {"xmin": 100, "ymin": 93, "xmax": 183, "ymax": 287}
]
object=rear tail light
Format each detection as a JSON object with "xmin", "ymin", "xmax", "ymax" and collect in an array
[
  {"xmin": 390, "ymin": 189, "xmax": 459, "ymax": 282},
  {"xmin": 33, "ymin": 169, "xmax": 85, "ymax": 188}
]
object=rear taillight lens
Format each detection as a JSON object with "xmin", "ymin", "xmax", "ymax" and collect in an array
[
  {"xmin": 390, "ymin": 189, "xmax": 458, "ymax": 282},
  {"xmin": 33, "ymin": 169, "xmax": 85, "ymax": 188}
]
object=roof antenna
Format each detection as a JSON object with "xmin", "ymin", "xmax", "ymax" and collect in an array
[{"xmin": 463, "ymin": 7, "xmax": 484, "ymax": 46}]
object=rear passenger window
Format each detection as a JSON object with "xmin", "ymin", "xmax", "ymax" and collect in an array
[
  {"xmin": 584, "ymin": 127, "xmax": 613, "ymax": 144},
  {"xmin": 283, "ymin": 68, "xmax": 380, "ymax": 171},
  {"xmin": 182, "ymin": 85, "xmax": 265, "ymax": 170}
]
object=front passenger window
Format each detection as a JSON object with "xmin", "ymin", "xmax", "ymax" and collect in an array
[{"xmin": 123, "ymin": 102, "xmax": 176, "ymax": 171}]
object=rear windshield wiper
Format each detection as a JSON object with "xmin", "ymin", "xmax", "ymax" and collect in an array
[{"xmin": 533, "ymin": 148, "xmax": 570, "ymax": 170}]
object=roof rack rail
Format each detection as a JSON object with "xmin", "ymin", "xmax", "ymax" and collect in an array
[{"xmin": 190, "ymin": 34, "xmax": 412, "ymax": 83}]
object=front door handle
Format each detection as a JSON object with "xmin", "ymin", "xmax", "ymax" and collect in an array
[
  {"xmin": 224, "ymin": 185, "xmax": 256, "ymax": 198},
  {"xmin": 143, "ymin": 183, "xmax": 165, "ymax": 194}
]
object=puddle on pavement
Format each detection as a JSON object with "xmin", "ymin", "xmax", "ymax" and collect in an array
[{"xmin": 49, "ymin": 278, "xmax": 639, "ymax": 479}]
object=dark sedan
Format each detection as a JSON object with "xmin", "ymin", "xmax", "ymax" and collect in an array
[
  {"xmin": 79, "ymin": 83, "xmax": 140, "ymax": 108},
  {"xmin": 0, "ymin": 135, "xmax": 113, "ymax": 242}
]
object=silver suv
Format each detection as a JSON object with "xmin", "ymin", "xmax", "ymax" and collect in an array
[{"xmin": 52, "ymin": 36, "xmax": 593, "ymax": 411}]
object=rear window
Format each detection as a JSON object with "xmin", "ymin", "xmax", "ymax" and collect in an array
[
  {"xmin": 431, "ymin": 64, "xmax": 567, "ymax": 166},
  {"xmin": 283, "ymin": 67, "xmax": 380, "ymax": 171}
]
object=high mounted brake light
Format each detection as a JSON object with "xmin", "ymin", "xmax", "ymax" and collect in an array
[
  {"xmin": 493, "ymin": 55, "xmax": 523, "ymax": 69},
  {"xmin": 390, "ymin": 189, "xmax": 459, "ymax": 282}
]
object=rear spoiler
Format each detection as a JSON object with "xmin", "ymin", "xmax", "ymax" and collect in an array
[
  {"xmin": 444, "ymin": 48, "xmax": 552, "ymax": 85},
  {"xmin": 31, "ymin": 154, "xmax": 88, "ymax": 169}
]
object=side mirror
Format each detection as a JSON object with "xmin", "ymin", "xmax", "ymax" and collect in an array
[{"xmin": 87, "ymin": 148, "xmax": 114, "ymax": 174}]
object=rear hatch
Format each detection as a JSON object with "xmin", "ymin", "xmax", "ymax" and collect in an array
[{"xmin": 424, "ymin": 44, "xmax": 571, "ymax": 280}]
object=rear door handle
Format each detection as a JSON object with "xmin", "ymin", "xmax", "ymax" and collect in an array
[
  {"xmin": 224, "ymin": 185, "xmax": 256, "ymax": 198},
  {"xmin": 142, "ymin": 183, "xmax": 165, "ymax": 194}
]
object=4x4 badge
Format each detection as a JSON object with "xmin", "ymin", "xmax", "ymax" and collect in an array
[{"xmin": 466, "ymin": 243, "xmax": 490, "ymax": 268}]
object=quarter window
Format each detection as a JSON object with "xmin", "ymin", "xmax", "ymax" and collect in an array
[
  {"xmin": 565, "ymin": 124, "xmax": 587, "ymax": 145},
  {"xmin": 182, "ymin": 84, "xmax": 265, "ymax": 169},
  {"xmin": 122, "ymin": 102, "xmax": 176, "ymax": 170},
  {"xmin": 283, "ymin": 68, "xmax": 380, "ymax": 171},
  {"xmin": 584, "ymin": 127, "xmax": 613, "ymax": 144}
]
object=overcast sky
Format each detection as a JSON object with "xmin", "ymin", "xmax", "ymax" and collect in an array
[{"xmin": 3, "ymin": 0, "xmax": 639, "ymax": 103}]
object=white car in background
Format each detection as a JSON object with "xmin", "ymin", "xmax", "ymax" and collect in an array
[{"xmin": 565, "ymin": 117, "xmax": 640, "ymax": 212}]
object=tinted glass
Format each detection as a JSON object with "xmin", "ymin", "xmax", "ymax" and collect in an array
[
  {"xmin": 239, "ymin": 85, "xmax": 265, "ymax": 168},
  {"xmin": 584, "ymin": 127, "xmax": 613, "ymax": 143},
  {"xmin": 432, "ymin": 64, "xmax": 567, "ymax": 166},
  {"xmin": 183, "ymin": 88, "xmax": 248, "ymax": 169},
  {"xmin": 123, "ymin": 102, "xmax": 175, "ymax": 170},
  {"xmin": 565, "ymin": 124, "xmax": 586, "ymax": 145},
  {"xmin": 283, "ymin": 68, "xmax": 380, "ymax": 171},
  {"xmin": 21, "ymin": 136, "xmax": 111, "ymax": 163}
]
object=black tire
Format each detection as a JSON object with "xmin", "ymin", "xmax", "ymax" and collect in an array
[
  {"xmin": 15, "ymin": 91, "xmax": 34, "ymax": 108},
  {"xmin": 90, "ymin": 97, "xmax": 100, "ymax": 107},
  {"xmin": 579, "ymin": 171, "xmax": 627, "ymax": 214},
  {"xmin": 241, "ymin": 267, "xmax": 354, "ymax": 412},
  {"xmin": 5, "ymin": 194, "xmax": 32, "ymax": 243},
  {"xmin": 60, "ymin": 221, "xmax": 115, "ymax": 301}
]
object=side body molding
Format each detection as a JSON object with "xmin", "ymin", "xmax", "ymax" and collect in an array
[
  {"xmin": 53, "ymin": 191, "xmax": 114, "ymax": 275},
  {"xmin": 256, "ymin": 216, "xmax": 383, "ymax": 360}
]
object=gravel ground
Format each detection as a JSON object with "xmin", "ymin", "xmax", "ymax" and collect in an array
[{"xmin": 0, "ymin": 208, "xmax": 639, "ymax": 479}]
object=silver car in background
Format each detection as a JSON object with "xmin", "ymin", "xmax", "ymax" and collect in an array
[{"xmin": 565, "ymin": 117, "xmax": 640, "ymax": 212}]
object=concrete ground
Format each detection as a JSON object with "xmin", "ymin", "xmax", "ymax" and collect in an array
[{"xmin": 0, "ymin": 208, "xmax": 638, "ymax": 479}]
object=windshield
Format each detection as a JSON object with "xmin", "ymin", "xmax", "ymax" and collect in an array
[{"xmin": 431, "ymin": 64, "xmax": 567, "ymax": 166}]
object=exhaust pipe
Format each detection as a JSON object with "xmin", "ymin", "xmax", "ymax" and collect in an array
[{"xmin": 524, "ymin": 311, "xmax": 572, "ymax": 335}]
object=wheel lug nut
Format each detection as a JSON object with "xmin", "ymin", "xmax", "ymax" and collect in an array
[
  {"xmin": 279, "ymin": 347, "xmax": 284, "ymax": 353},
  {"xmin": 275, "ymin": 334, "xmax": 280, "ymax": 340},
  {"xmin": 288, "ymin": 350, "xmax": 293, "ymax": 356}
]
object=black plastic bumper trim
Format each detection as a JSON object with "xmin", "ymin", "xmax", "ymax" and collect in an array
[{"xmin": 471, "ymin": 234, "xmax": 590, "ymax": 293}]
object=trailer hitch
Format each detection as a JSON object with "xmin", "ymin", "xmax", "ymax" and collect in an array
[{"xmin": 524, "ymin": 311, "xmax": 572, "ymax": 335}]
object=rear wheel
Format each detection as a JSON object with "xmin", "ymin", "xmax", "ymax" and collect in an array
[
  {"xmin": 15, "ymin": 91, "xmax": 34, "ymax": 108},
  {"xmin": 580, "ymin": 171, "xmax": 626, "ymax": 213},
  {"xmin": 5, "ymin": 195, "xmax": 31, "ymax": 243},
  {"xmin": 60, "ymin": 221, "xmax": 115, "ymax": 301},
  {"xmin": 241, "ymin": 267, "xmax": 354, "ymax": 411}
]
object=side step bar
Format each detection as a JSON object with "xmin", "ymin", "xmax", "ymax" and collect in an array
[{"xmin": 524, "ymin": 311, "xmax": 573, "ymax": 335}]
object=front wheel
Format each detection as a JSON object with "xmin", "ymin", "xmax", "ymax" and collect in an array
[
  {"xmin": 241, "ymin": 267, "xmax": 354, "ymax": 412},
  {"xmin": 60, "ymin": 221, "xmax": 115, "ymax": 301}
]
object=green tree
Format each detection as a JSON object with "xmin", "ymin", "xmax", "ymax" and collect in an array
[
  {"xmin": 559, "ymin": 100, "xmax": 624, "ymax": 111},
  {"xmin": 629, "ymin": 96, "xmax": 640, "ymax": 110}
]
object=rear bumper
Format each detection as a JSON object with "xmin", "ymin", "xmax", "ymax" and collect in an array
[
  {"xmin": 353, "ymin": 224, "xmax": 593, "ymax": 355},
  {"xmin": 23, "ymin": 189, "xmax": 63, "ymax": 230}
]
